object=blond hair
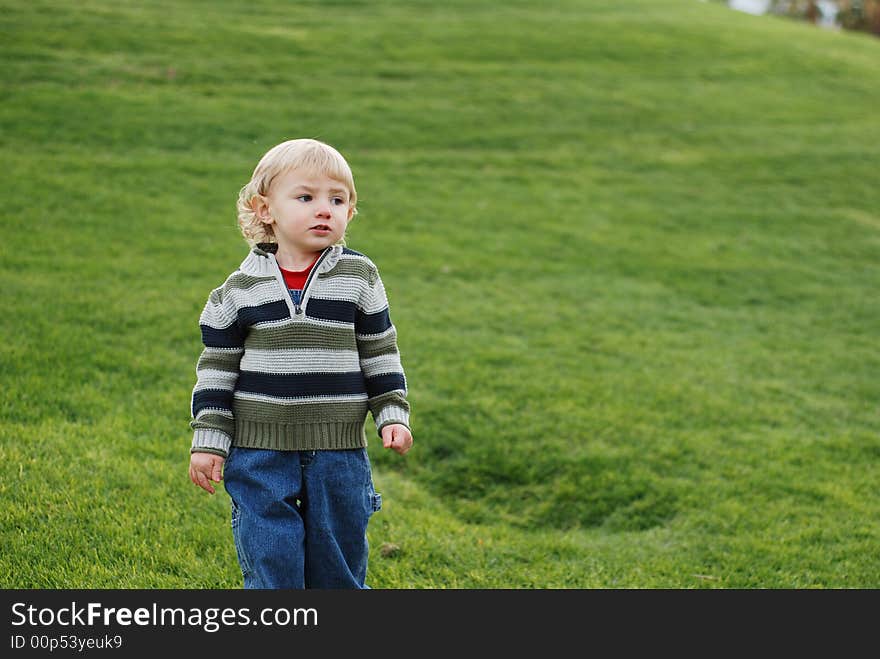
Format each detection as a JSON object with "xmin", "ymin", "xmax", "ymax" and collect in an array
[{"xmin": 237, "ymin": 138, "xmax": 358, "ymax": 246}]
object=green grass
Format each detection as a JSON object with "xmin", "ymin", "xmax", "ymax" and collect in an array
[{"xmin": 1, "ymin": 0, "xmax": 878, "ymax": 588}]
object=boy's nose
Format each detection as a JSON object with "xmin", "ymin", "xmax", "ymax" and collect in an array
[{"xmin": 316, "ymin": 205, "xmax": 331, "ymax": 218}]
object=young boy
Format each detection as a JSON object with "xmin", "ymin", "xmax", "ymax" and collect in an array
[{"xmin": 188, "ymin": 138, "xmax": 413, "ymax": 589}]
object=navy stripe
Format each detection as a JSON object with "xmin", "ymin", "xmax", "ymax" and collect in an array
[
  {"xmin": 200, "ymin": 323, "xmax": 245, "ymax": 349},
  {"xmin": 356, "ymin": 307, "xmax": 392, "ymax": 335},
  {"xmin": 342, "ymin": 247, "xmax": 365, "ymax": 257},
  {"xmin": 237, "ymin": 371, "xmax": 367, "ymax": 398},
  {"xmin": 237, "ymin": 299, "xmax": 290, "ymax": 327},
  {"xmin": 307, "ymin": 297, "xmax": 357, "ymax": 324},
  {"xmin": 192, "ymin": 389, "xmax": 234, "ymax": 416},
  {"xmin": 365, "ymin": 373, "xmax": 406, "ymax": 399}
]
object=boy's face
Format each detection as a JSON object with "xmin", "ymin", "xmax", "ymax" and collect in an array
[{"xmin": 255, "ymin": 168, "xmax": 354, "ymax": 256}]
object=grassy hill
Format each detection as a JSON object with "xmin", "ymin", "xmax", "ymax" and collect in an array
[{"xmin": 1, "ymin": 0, "xmax": 878, "ymax": 588}]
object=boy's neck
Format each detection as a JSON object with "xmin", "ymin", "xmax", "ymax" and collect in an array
[{"xmin": 274, "ymin": 246, "xmax": 323, "ymax": 271}]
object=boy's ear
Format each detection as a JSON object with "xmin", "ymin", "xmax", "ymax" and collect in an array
[{"xmin": 251, "ymin": 195, "xmax": 272, "ymax": 224}]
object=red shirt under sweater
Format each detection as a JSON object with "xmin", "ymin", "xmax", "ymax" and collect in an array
[{"xmin": 279, "ymin": 253, "xmax": 320, "ymax": 291}]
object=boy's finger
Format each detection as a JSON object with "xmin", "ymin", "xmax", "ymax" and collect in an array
[
  {"xmin": 397, "ymin": 433, "xmax": 412, "ymax": 455},
  {"xmin": 212, "ymin": 462, "xmax": 222, "ymax": 483},
  {"xmin": 196, "ymin": 470, "xmax": 215, "ymax": 494}
]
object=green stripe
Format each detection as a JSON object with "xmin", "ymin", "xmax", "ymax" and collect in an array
[
  {"xmin": 197, "ymin": 351, "xmax": 243, "ymax": 373},
  {"xmin": 369, "ymin": 391, "xmax": 410, "ymax": 412},
  {"xmin": 318, "ymin": 258, "xmax": 374, "ymax": 283},
  {"xmin": 227, "ymin": 272, "xmax": 277, "ymax": 291},
  {"xmin": 191, "ymin": 413, "xmax": 235, "ymax": 437},
  {"xmin": 356, "ymin": 329, "xmax": 399, "ymax": 358},
  {"xmin": 210, "ymin": 273, "xmax": 275, "ymax": 306},
  {"xmin": 247, "ymin": 322, "xmax": 357, "ymax": 350},
  {"xmin": 234, "ymin": 396, "xmax": 368, "ymax": 424},
  {"xmin": 208, "ymin": 288, "xmax": 223, "ymax": 305}
]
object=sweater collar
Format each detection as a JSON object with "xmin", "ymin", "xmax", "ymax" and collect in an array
[{"xmin": 239, "ymin": 243, "xmax": 342, "ymax": 276}]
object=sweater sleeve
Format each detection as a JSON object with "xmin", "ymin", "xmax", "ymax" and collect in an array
[
  {"xmin": 355, "ymin": 264, "xmax": 411, "ymax": 437},
  {"xmin": 189, "ymin": 282, "xmax": 244, "ymax": 458}
]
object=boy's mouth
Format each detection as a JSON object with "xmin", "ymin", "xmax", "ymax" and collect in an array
[{"xmin": 310, "ymin": 224, "xmax": 331, "ymax": 231}]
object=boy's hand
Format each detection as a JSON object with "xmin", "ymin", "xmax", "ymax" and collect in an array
[
  {"xmin": 189, "ymin": 452, "xmax": 225, "ymax": 495},
  {"xmin": 381, "ymin": 424, "xmax": 413, "ymax": 455}
]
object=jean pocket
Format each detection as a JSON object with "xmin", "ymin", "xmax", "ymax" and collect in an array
[
  {"xmin": 369, "ymin": 485, "xmax": 382, "ymax": 513},
  {"xmin": 230, "ymin": 499, "xmax": 252, "ymax": 577}
]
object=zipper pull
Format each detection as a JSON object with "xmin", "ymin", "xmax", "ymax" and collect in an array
[{"xmin": 292, "ymin": 289, "xmax": 304, "ymax": 315}]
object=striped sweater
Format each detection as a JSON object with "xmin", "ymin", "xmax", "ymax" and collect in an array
[{"xmin": 190, "ymin": 243, "xmax": 410, "ymax": 458}]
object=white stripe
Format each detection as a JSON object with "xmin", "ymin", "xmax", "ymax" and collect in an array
[
  {"xmin": 226, "ymin": 279, "xmax": 286, "ymax": 308},
  {"xmin": 360, "ymin": 353, "xmax": 403, "ymax": 376},
  {"xmin": 248, "ymin": 316, "xmax": 295, "ymax": 330},
  {"xmin": 234, "ymin": 391, "xmax": 369, "ymax": 405},
  {"xmin": 200, "ymin": 346, "xmax": 244, "ymax": 356},
  {"xmin": 359, "ymin": 277, "xmax": 389, "ymax": 314},
  {"xmin": 242, "ymin": 315, "xmax": 358, "ymax": 331},
  {"xmin": 300, "ymin": 316, "xmax": 359, "ymax": 331},
  {"xmin": 359, "ymin": 284, "xmax": 388, "ymax": 313},
  {"xmin": 193, "ymin": 369, "xmax": 239, "ymax": 391},
  {"xmin": 240, "ymin": 349, "xmax": 361, "ymax": 374},
  {"xmin": 311, "ymin": 277, "xmax": 364, "ymax": 301},
  {"xmin": 356, "ymin": 325, "xmax": 396, "ymax": 341},
  {"xmin": 200, "ymin": 301, "xmax": 236, "ymax": 328}
]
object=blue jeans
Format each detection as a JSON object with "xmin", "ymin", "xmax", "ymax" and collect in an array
[{"xmin": 223, "ymin": 446, "xmax": 382, "ymax": 589}]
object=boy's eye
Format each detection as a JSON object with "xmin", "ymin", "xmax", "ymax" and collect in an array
[
  {"xmin": 332, "ymin": 197, "xmax": 346, "ymax": 205},
  {"xmin": 296, "ymin": 194, "xmax": 313, "ymax": 202}
]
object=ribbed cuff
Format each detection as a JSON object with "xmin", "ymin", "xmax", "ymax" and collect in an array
[
  {"xmin": 375, "ymin": 405, "xmax": 411, "ymax": 437},
  {"xmin": 192, "ymin": 429, "xmax": 232, "ymax": 457}
]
